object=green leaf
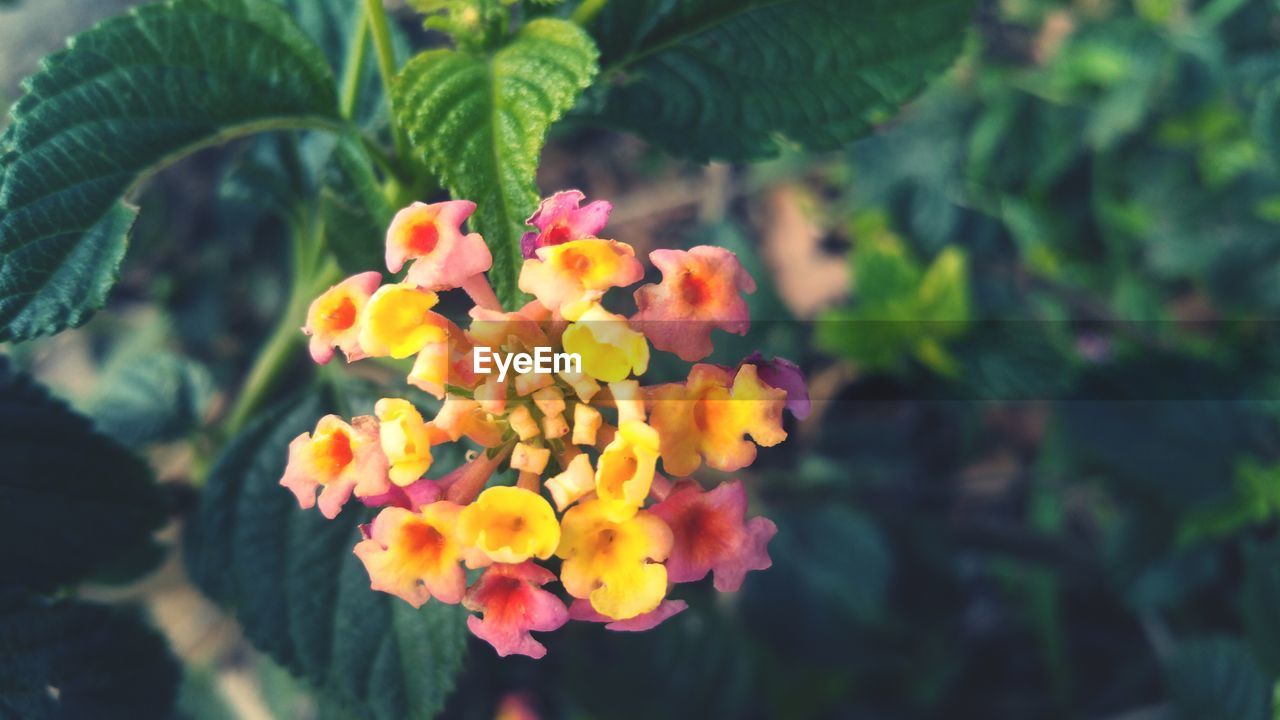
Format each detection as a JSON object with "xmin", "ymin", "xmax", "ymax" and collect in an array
[
  {"xmin": 184, "ymin": 392, "xmax": 467, "ymax": 720},
  {"xmin": 0, "ymin": 0, "xmax": 342, "ymax": 342},
  {"xmin": 321, "ymin": 133, "xmax": 394, "ymax": 274},
  {"xmin": 586, "ymin": 0, "xmax": 973, "ymax": 161},
  {"xmin": 394, "ymin": 18, "xmax": 599, "ymax": 306},
  {"xmin": 1242, "ymin": 540, "xmax": 1280, "ymax": 677},
  {"xmin": 1058, "ymin": 356, "xmax": 1277, "ymax": 510},
  {"xmin": 0, "ymin": 593, "xmax": 179, "ymax": 720},
  {"xmin": 1167, "ymin": 637, "xmax": 1269, "ymax": 720},
  {"xmin": 89, "ymin": 352, "xmax": 215, "ymax": 449},
  {"xmin": 0, "ymin": 357, "xmax": 167, "ymax": 591},
  {"xmin": 817, "ymin": 216, "xmax": 971, "ymax": 373}
]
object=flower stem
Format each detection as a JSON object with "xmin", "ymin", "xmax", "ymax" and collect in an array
[
  {"xmin": 339, "ymin": 11, "xmax": 371, "ymax": 119},
  {"xmin": 363, "ymin": 0, "xmax": 409, "ymax": 159},
  {"xmin": 224, "ymin": 242, "xmax": 342, "ymax": 438}
]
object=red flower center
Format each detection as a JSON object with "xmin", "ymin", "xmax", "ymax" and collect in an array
[
  {"xmin": 680, "ymin": 273, "xmax": 712, "ymax": 306},
  {"xmin": 402, "ymin": 521, "xmax": 445, "ymax": 556},
  {"xmin": 544, "ymin": 222, "xmax": 573, "ymax": 246},
  {"xmin": 409, "ymin": 221, "xmax": 440, "ymax": 255},
  {"xmin": 314, "ymin": 431, "xmax": 354, "ymax": 475},
  {"xmin": 325, "ymin": 296, "xmax": 358, "ymax": 330}
]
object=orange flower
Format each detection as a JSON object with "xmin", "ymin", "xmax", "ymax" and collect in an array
[
  {"xmin": 303, "ymin": 272, "xmax": 381, "ymax": 364},
  {"xmin": 280, "ymin": 415, "xmax": 389, "ymax": 518},
  {"xmin": 354, "ymin": 503, "xmax": 466, "ymax": 607},
  {"xmin": 648, "ymin": 363, "xmax": 787, "ymax": 477},
  {"xmin": 518, "ymin": 239, "xmax": 643, "ymax": 312}
]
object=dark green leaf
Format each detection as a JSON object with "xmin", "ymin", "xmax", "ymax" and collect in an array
[
  {"xmin": 561, "ymin": 602, "xmax": 753, "ymax": 720},
  {"xmin": 0, "ymin": 0, "xmax": 342, "ymax": 342},
  {"xmin": 322, "ymin": 133, "xmax": 394, "ymax": 274},
  {"xmin": 0, "ymin": 593, "xmax": 179, "ymax": 720},
  {"xmin": 184, "ymin": 392, "xmax": 467, "ymax": 720},
  {"xmin": 0, "ymin": 357, "xmax": 166, "ymax": 591},
  {"xmin": 741, "ymin": 504, "xmax": 892, "ymax": 663},
  {"xmin": 1057, "ymin": 356, "xmax": 1277, "ymax": 509},
  {"xmin": 1242, "ymin": 540, "xmax": 1280, "ymax": 677},
  {"xmin": 89, "ymin": 352, "xmax": 215, "ymax": 448},
  {"xmin": 394, "ymin": 18, "xmax": 599, "ymax": 305},
  {"xmin": 1168, "ymin": 637, "xmax": 1269, "ymax": 720},
  {"xmin": 586, "ymin": 0, "xmax": 973, "ymax": 161}
]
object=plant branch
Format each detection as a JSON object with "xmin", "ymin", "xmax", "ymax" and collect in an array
[
  {"xmin": 224, "ymin": 220, "xmax": 342, "ymax": 437},
  {"xmin": 363, "ymin": 0, "xmax": 409, "ymax": 159},
  {"xmin": 339, "ymin": 11, "xmax": 371, "ymax": 119}
]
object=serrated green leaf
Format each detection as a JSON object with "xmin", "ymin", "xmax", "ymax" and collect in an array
[
  {"xmin": 184, "ymin": 392, "xmax": 467, "ymax": 720},
  {"xmin": 0, "ymin": 593, "xmax": 180, "ymax": 720},
  {"xmin": 1168, "ymin": 637, "xmax": 1269, "ymax": 720},
  {"xmin": 0, "ymin": 357, "xmax": 167, "ymax": 592},
  {"xmin": 0, "ymin": 0, "xmax": 344, "ymax": 342},
  {"xmin": 586, "ymin": 0, "xmax": 973, "ymax": 161},
  {"xmin": 322, "ymin": 133, "xmax": 394, "ymax": 274},
  {"xmin": 394, "ymin": 18, "xmax": 599, "ymax": 306}
]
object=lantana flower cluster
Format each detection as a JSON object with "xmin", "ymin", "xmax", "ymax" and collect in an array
[{"xmin": 280, "ymin": 190, "xmax": 808, "ymax": 658}]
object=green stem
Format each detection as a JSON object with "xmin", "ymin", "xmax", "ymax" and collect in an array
[
  {"xmin": 340, "ymin": 11, "xmax": 371, "ymax": 119},
  {"xmin": 363, "ymin": 0, "xmax": 409, "ymax": 159},
  {"xmin": 571, "ymin": 0, "xmax": 609, "ymax": 26},
  {"xmin": 224, "ymin": 247, "xmax": 342, "ymax": 437}
]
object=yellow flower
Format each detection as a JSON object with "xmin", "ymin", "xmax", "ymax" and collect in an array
[
  {"xmin": 458, "ymin": 486, "xmax": 561, "ymax": 566},
  {"xmin": 595, "ymin": 420, "xmax": 660, "ymax": 521},
  {"xmin": 556, "ymin": 499, "xmax": 672, "ymax": 620},
  {"xmin": 561, "ymin": 303, "xmax": 649, "ymax": 383},
  {"xmin": 374, "ymin": 399, "xmax": 433, "ymax": 487},
  {"xmin": 359, "ymin": 282, "xmax": 447, "ymax": 359}
]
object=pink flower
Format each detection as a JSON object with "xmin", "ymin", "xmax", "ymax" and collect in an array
[
  {"xmin": 649, "ymin": 480, "xmax": 776, "ymax": 592},
  {"xmin": 280, "ymin": 415, "xmax": 390, "ymax": 519},
  {"xmin": 521, "ymin": 190, "xmax": 612, "ymax": 259},
  {"xmin": 464, "ymin": 562, "xmax": 570, "ymax": 658},
  {"xmin": 386, "ymin": 201, "xmax": 492, "ymax": 291},
  {"xmin": 357, "ymin": 476, "xmax": 443, "ymax": 510},
  {"xmin": 567, "ymin": 598, "xmax": 688, "ymax": 631},
  {"xmin": 632, "ymin": 246, "xmax": 756, "ymax": 362}
]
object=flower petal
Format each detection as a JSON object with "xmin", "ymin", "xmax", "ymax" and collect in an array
[{"xmin": 464, "ymin": 561, "xmax": 569, "ymax": 658}]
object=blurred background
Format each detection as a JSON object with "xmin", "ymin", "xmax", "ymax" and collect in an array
[{"xmin": 6, "ymin": 0, "xmax": 1280, "ymax": 718}]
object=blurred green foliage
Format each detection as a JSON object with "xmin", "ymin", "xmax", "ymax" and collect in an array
[{"xmin": 5, "ymin": 0, "xmax": 1280, "ymax": 718}]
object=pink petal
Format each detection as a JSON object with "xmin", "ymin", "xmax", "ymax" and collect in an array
[
  {"xmin": 526, "ymin": 190, "xmax": 586, "ymax": 229},
  {"xmin": 713, "ymin": 516, "xmax": 776, "ymax": 592},
  {"xmin": 464, "ymin": 562, "xmax": 569, "ymax": 658}
]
